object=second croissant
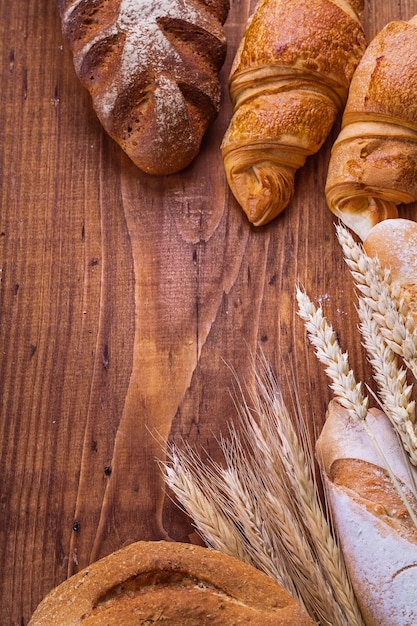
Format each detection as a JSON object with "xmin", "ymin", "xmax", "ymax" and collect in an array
[
  {"xmin": 221, "ymin": 0, "xmax": 366, "ymax": 226},
  {"xmin": 325, "ymin": 15, "xmax": 417, "ymax": 240}
]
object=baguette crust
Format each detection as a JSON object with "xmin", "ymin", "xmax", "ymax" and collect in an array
[
  {"xmin": 56, "ymin": 0, "xmax": 228, "ymax": 175},
  {"xmin": 29, "ymin": 540, "xmax": 314, "ymax": 625},
  {"xmin": 317, "ymin": 400, "xmax": 417, "ymax": 626}
]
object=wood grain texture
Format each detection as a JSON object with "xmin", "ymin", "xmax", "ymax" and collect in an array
[{"xmin": 1, "ymin": 0, "xmax": 416, "ymax": 623}]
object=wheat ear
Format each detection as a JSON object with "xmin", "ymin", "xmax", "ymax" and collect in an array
[
  {"xmin": 163, "ymin": 355, "xmax": 365, "ymax": 626},
  {"xmin": 238, "ymin": 356, "xmax": 364, "ymax": 626},
  {"xmin": 336, "ymin": 223, "xmax": 417, "ymax": 375},
  {"xmin": 165, "ymin": 438, "xmax": 297, "ymax": 593},
  {"xmin": 164, "ymin": 447, "xmax": 252, "ymax": 564},
  {"xmin": 296, "ymin": 283, "xmax": 417, "ymax": 523},
  {"xmin": 296, "ymin": 285, "xmax": 369, "ymax": 421},
  {"xmin": 357, "ymin": 297, "xmax": 417, "ymax": 464},
  {"xmin": 335, "ymin": 224, "xmax": 417, "ymax": 465}
]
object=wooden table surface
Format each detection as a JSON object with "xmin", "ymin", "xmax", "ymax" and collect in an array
[{"xmin": 1, "ymin": 0, "xmax": 416, "ymax": 623}]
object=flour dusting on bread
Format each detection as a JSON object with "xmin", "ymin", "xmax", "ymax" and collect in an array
[{"xmin": 57, "ymin": 0, "xmax": 228, "ymax": 174}]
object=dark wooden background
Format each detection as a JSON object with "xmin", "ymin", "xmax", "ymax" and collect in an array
[{"xmin": 1, "ymin": 1, "xmax": 416, "ymax": 623}]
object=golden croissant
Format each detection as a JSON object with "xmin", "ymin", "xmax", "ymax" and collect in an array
[
  {"xmin": 221, "ymin": 0, "xmax": 366, "ymax": 227},
  {"xmin": 326, "ymin": 16, "xmax": 417, "ymax": 240}
]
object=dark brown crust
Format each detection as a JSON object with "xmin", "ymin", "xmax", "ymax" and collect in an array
[
  {"xmin": 56, "ymin": 0, "xmax": 228, "ymax": 175},
  {"xmin": 29, "ymin": 540, "xmax": 314, "ymax": 625}
]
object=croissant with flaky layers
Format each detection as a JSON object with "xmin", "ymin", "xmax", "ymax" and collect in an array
[
  {"xmin": 221, "ymin": 0, "xmax": 366, "ymax": 227},
  {"xmin": 56, "ymin": 0, "xmax": 229, "ymax": 175},
  {"xmin": 325, "ymin": 16, "xmax": 417, "ymax": 241}
]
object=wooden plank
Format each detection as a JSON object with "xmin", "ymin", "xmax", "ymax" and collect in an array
[{"xmin": 0, "ymin": 0, "xmax": 416, "ymax": 622}]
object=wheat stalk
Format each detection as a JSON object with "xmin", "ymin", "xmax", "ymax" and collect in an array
[
  {"xmin": 220, "ymin": 464, "xmax": 295, "ymax": 589},
  {"xmin": 164, "ymin": 449, "xmax": 248, "ymax": 562},
  {"xmin": 224, "ymin": 388, "xmax": 354, "ymax": 625},
  {"xmin": 239, "ymin": 356, "xmax": 362, "ymax": 625},
  {"xmin": 297, "ymin": 257, "xmax": 417, "ymax": 522},
  {"xmin": 163, "ymin": 354, "xmax": 364, "ymax": 626},
  {"xmin": 357, "ymin": 298, "xmax": 417, "ymax": 461},
  {"xmin": 165, "ymin": 440, "xmax": 294, "ymax": 589},
  {"xmin": 336, "ymin": 223, "xmax": 417, "ymax": 376},
  {"xmin": 335, "ymin": 224, "xmax": 417, "ymax": 465},
  {"xmin": 162, "ymin": 222, "xmax": 417, "ymax": 626},
  {"xmin": 296, "ymin": 286, "xmax": 369, "ymax": 421}
]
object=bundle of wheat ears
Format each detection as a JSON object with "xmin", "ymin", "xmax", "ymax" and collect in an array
[{"xmin": 163, "ymin": 223, "xmax": 417, "ymax": 626}]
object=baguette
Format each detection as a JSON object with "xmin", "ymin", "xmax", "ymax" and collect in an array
[
  {"xmin": 29, "ymin": 540, "xmax": 314, "ymax": 625},
  {"xmin": 316, "ymin": 399, "xmax": 417, "ymax": 626},
  {"xmin": 325, "ymin": 16, "xmax": 417, "ymax": 240},
  {"xmin": 56, "ymin": 0, "xmax": 229, "ymax": 175},
  {"xmin": 221, "ymin": 0, "xmax": 366, "ymax": 226}
]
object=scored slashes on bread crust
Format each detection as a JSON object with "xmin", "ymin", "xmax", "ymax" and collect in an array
[
  {"xmin": 56, "ymin": 0, "xmax": 229, "ymax": 175},
  {"xmin": 29, "ymin": 540, "xmax": 315, "ymax": 625}
]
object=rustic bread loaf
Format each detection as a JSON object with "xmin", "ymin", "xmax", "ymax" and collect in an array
[
  {"xmin": 316, "ymin": 400, "xmax": 417, "ymax": 626},
  {"xmin": 56, "ymin": 0, "xmax": 229, "ymax": 175},
  {"xmin": 29, "ymin": 540, "xmax": 315, "ymax": 625}
]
